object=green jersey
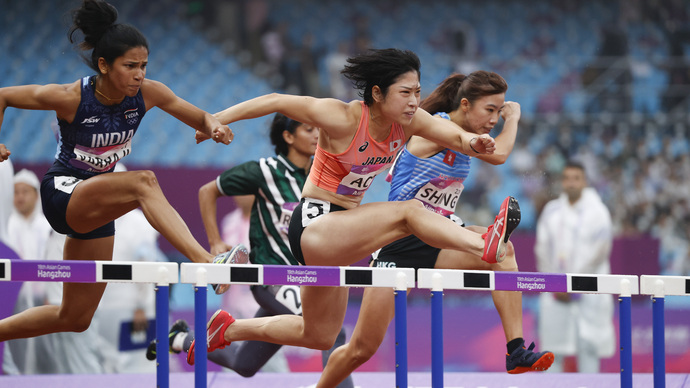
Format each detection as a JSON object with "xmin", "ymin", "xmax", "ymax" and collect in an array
[{"xmin": 216, "ymin": 154, "xmax": 306, "ymax": 265}]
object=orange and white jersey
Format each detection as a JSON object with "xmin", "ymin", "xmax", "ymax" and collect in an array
[{"xmin": 309, "ymin": 102, "xmax": 405, "ymax": 196}]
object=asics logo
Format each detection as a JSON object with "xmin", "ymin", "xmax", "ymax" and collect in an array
[
  {"xmin": 81, "ymin": 116, "xmax": 100, "ymax": 124},
  {"xmin": 358, "ymin": 141, "xmax": 369, "ymax": 152},
  {"xmin": 487, "ymin": 210, "xmax": 505, "ymax": 256},
  {"xmin": 207, "ymin": 325, "xmax": 224, "ymax": 348}
]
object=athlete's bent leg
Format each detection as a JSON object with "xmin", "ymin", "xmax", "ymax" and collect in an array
[
  {"xmin": 67, "ymin": 170, "xmax": 213, "ymax": 263},
  {"xmin": 436, "ymin": 228, "xmax": 523, "ymax": 342},
  {"xmin": 222, "ymin": 286, "xmax": 349, "ymax": 350},
  {"xmin": 318, "ymin": 287, "xmax": 395, "ymax": 388},
  {"xmin": 300, "ymin": 200, "xmax": 484, "ymax": 267}
]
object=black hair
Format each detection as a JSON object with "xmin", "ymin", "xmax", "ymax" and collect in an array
[
  {"xmin": 69, "ymin": 0, "xmax": 149, "ymax": 73},
  {"xmin": 341, "ymin": 48, "xmax": 421, "ymax": 106},
  {"xmin": 564, "ymin": 160, "xmax": 586, "ymax": 173},
  {"xmin": 269, "ymin": 113, "xmax": 303, "ymax": 155},
  {"xmin": 420, "ymin": 71, "xmax": 508, "ymax": 114}
]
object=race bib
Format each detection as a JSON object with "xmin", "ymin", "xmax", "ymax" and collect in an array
[
  {"xmin": 272, "ymin": 285, "xmax": 302, "ymax": 314},
  {"xmin": 300, "ymin": 198, "xmax": 331, "ymax": 228},
  {"xmin": 414, "ymin": 177, "xmax": 465, "ymax": 216},
  {"xmin": 54, "ymin": 176, "xmax": 84, "ymax": 194},
  {"xmin": 278, "ymin": 202, "xmax": 298, "ymax": 236},
  {"xmin": 71, "ymin": 138, "xmax": 133, "ymax": 172},
  {"xmin": 336, "ymin": 164, "xmax": 389, "ymax": 196}
]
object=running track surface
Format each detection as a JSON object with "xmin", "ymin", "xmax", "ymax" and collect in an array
[{"xmin": 1, "ymin": 372, "xmax": 689, "ymax": 388}]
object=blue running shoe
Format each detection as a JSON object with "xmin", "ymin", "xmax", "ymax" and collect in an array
[
  {"xmin": 506, "ymin": 340, "xmax": 554, "ymax": 374},
  {"xmin": 211, "ymin": 244, "xmax": 249, "ymax": 295}
]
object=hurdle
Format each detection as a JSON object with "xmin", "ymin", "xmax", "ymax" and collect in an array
[
  {"xmin": 179, "ymin": 263, "xmax": 415, "ymax": 388},
  {"xmin": 417, "ymin": 269, "xmax": 639, "ymax": 388},
  {"xmin": 640, "ymin": 275, "xmax": 690, "ymax": 388},
  {"xmin": 0, "ymin": 258, "xmax": 178, "ymax": 388}
]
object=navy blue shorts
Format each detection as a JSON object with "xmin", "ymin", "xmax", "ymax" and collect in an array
[
  {"xmin": 371, "ymin": 215, "xmax": 465, "ymax": 271},
  {"xmin": 41, "ymin": 164, "xmax": 115, "ymax": 240},
  {"xmin": 287, "ymin": 198, "xmax": 346, "ymax": 265},
  {"xmin": 371, "ymin": 234, "xmax": 441, "ymax": 271}
]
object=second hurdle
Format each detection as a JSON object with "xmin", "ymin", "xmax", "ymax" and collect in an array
[{"xmin": 417, "ymin": 269, "xmax": 639, "ymax": 388}]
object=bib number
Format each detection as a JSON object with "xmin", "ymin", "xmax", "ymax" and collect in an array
[
  {"xmin": 301, "ymin": 198, "xmax": 331, "ymax": 227},
  {"xmin": 54, "ymin": 176, "xmax": 83, "ymax": 194},
  {"xmin": 273, "ymin": 285, "xmax": 302, "ymax": 314}
]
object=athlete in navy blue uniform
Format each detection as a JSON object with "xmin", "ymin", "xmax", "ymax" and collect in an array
[{"xmin": 0, "ymin": 0, "xmax": 235, "ymax": 342}]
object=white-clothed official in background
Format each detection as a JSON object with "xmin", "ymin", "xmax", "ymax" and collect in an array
[
  {"xmin": 535, "ymin": 161, "xmax": 615, "ymax": 373},
  {"xmin": 7, "ymin": 169, "xmax": 52, "ymax": 261},
  {"xmin": 3, "ymin": 168, "xmax": 55, "ymax": 374},
  {"xmin": 0, "ymin": 158, "xmax": 13, "ymax": 245}
]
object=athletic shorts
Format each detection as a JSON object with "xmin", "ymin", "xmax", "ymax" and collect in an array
[
  {"xmin": 370, "ymin": 214, "xmax": 465, "ymax": 271},
  {"xmin": 287, "ymin": 198, "xmax": 347, "ymax": 265},
  {"xmin": 40, "ymin": 163, "xmax": 115, "ymax": 240}
]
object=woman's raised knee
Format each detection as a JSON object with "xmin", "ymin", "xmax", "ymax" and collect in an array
[{"xmin": 131, "ymin": 170, "xmax": 161, "ymax": 194}]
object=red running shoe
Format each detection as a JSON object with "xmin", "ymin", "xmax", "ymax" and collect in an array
[
  {"xmin": 482, "ymin": 196, "xmax": 520, "ymax": 263},
  {"xmin": 186, "ymin": 309, "xmax": 235, "ymax": 366}
]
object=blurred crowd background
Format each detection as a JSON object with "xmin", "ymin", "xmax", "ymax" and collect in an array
[
  {"xmin": 2, "ymin": 0, "xmax": 689, "ymax": 275},
  {"xmin": 2, "ymin": 0, "xmax": 690, "ymax": 375}
]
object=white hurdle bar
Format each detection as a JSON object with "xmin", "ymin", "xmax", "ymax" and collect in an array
[
  {"xmin": 417, "ymin": 269, "xmax": 639, "ymax": 388},
  {"xmin": 0, "ymin": 258, "xmax": 178, "ymax": 388},
  {"xmin": 179, "ymin": 263, "xmax": 415, "ymax": 388},
  {"xmin": 640, "ymin": 275, "xmax": 690, "ymax": 388}
]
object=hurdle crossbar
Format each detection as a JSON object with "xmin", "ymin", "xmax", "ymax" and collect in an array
[
  {"xmin": 180, "ymin": 263, "xmax": 415, "ymax": 288},
  {"xmin": 0, "ymin": 258, "xmax": 177, "ymax": 388},
  {"xmin": 179, "ymin": 264, "xmax": 414, "ymax": 388},
  {"xmin": 640, "ymin": 275, "xmax": 690, "ymax": 388},
  {"xmin": 0, "ymin": 258, "xmax": 178, "ymax": 284},
  {"xmin": 417, "ymin": 269, "xmax": 638, "ymax": 388},
  {"xmin": 417, "ymin": 269, "xmax": 639, "ymax": 294}
]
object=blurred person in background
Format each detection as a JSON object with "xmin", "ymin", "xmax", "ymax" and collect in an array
[
  {"xmin": 3, "ymin": 169, "xmax": 54, "ymax": 374},
  {"xmin": 7, "ymin": 169, "xmax": 52, "ymax": 262},
  {"xmin": 0, "ymin": 159, "xmax": 13, "ymax": 245},
  {"xmin": 535, "ymin": 161, "xmax": 615, "ymax": 373}
]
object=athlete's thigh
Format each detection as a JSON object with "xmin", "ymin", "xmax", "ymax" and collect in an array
[
  {"xmin": 350, "ymin": 287, "xmax": 395, "ymax": 348},
  {"xmin": 66, "ymin": 171, "xmax": 142, "ymax": 231},
  {"xmin": 300, "ymin": 285, "xmax": 349, "ymax": 339},
  {"xmin": 58, "ymin": 236, "xmax": 114, "ymax": 318},
  {"xmin": 301, "ymin": 201, "xmax": 412, "ymax": 265}
]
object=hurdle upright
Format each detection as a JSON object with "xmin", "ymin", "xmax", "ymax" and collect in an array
[
  {"xmin": 0, "ymin": 258, "xmax": 178, "ymax": 388},
  {"xmin": 640, "ymin": 275, "xmax": 690, "ymax": 388},
  {"xmin": 180, "ymin": 263, "xmax": 415, "ymax": 388},
  {"xmin": 418, "ymin": 269, "xmax": 639, "ymax": 388}
]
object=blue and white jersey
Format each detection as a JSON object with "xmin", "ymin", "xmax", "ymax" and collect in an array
[
  {"xmin": 54, "ymin": 75, "xmax": 146, "ymax": 177},
  {"xmin": 388, "ymin": 112, "xmax": 471, "ymax": 217}
]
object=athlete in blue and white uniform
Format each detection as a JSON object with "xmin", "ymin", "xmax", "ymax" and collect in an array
[
  {"xmin": 0, "ymin": 0, "xmax": 233, "ymax": 343},
  {"xmin": 319, "ymin": 71, "xmax": 553, "ymax": 387}
]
